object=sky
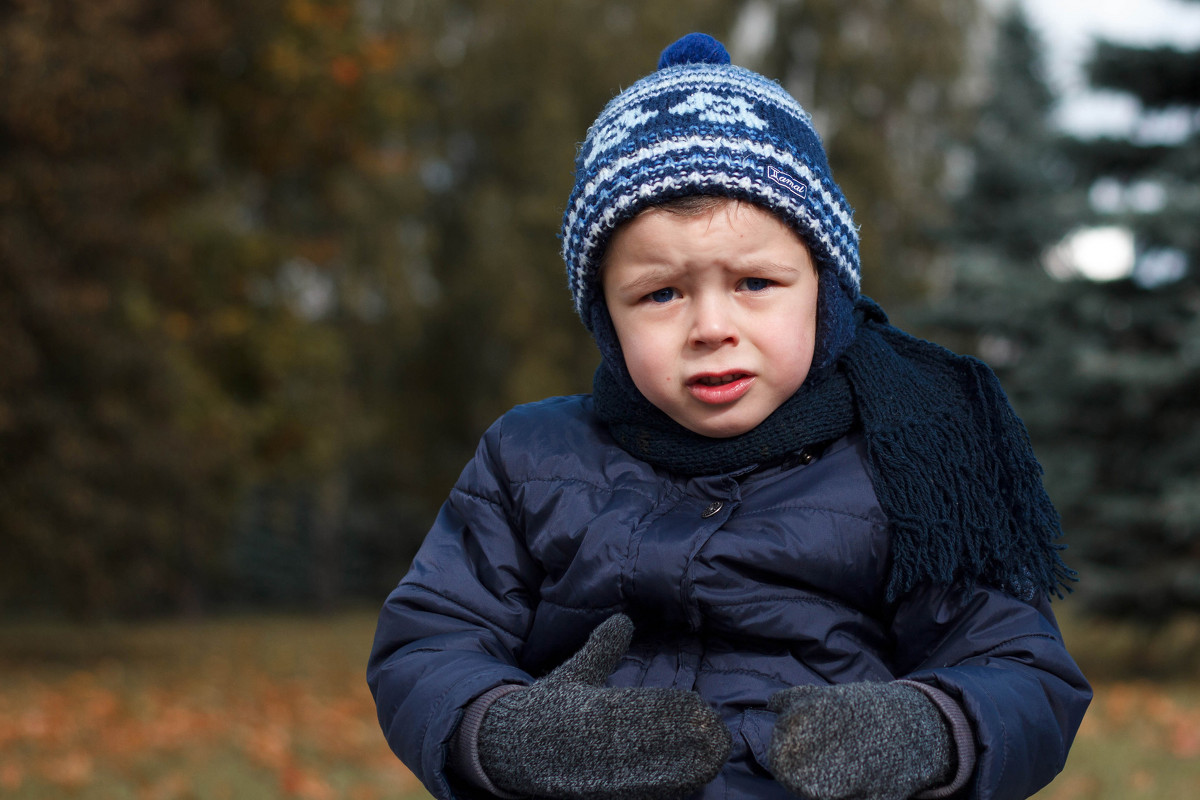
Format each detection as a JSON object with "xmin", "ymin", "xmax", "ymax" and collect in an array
[{"xmin": 1016, "ymin": 0, "xmax": 1200, "ymax": 137}]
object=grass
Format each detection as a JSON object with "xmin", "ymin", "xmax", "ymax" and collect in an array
[{"xmin": 1, "ymin": 608, "xmax": 1197, "ymax": 799}]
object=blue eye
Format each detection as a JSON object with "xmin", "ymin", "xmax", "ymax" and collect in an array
[
  {"xmin": 742, "ymin": 277, "xmax": 772, "ymax": 292},
  {"xmin": 648, "ymin": 288, "xmax": 678, "ymax": 303}
]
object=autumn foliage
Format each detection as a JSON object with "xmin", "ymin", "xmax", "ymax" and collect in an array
[{"xmin": 0, "ymin": 0, "xmax": 433, "ymax": 618}]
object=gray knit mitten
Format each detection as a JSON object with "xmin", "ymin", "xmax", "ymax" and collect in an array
[
  {"xmin": 477, "ymin": 614, "xmax": 731, "ymax": 800},
  {"xmin": 767, "ymin": 682, "xmax": 953, "ymax": 800}
]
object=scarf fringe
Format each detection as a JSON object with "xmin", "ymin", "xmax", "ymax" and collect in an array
[{"xmin": 846, "ymin": 308, "xmax": 1075, "ymax": 602}]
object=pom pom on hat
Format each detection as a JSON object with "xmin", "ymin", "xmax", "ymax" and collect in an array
[{"xmin": 657, "ymin": 32, "xmax": 730, "ymax": 69}]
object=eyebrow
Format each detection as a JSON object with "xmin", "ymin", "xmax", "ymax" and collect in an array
[
  {"xmin": 739, "ymin": 260, "xmax": 806, "ymax": 278},
  {"xmin": 611, "ymin": 266, "xmax": 685, "ymax": 296}
]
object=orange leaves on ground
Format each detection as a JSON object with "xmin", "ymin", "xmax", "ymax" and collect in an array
[
  {"xmin": 1037, "ymin": 679, "xmax": 1200, "ymax": 799},
  {"xmin": 0, "ymin": 652, "xmax": 422, "ymax": 798},
  {"xmin": 1078, "ymin": 681, "xmax": 1200, "ymax": 759}
]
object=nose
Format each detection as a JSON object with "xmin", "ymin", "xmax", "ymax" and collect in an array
[{"xmin": 689, "ymin": 293, "xmax": 739, "ymax": 348}]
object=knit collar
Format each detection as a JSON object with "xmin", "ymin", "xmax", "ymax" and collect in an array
[{"xmin": 592, "ymin": 360, "xmax": 855, "ymax": 478}]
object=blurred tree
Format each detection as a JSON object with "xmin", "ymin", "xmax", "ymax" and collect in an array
[
  {"xmin": 941, "ymin": 6, "xmax": 1079, "ymax": 264},
  {"xmin": 194, "ymin": 0, "xmax": 434, "ymax": 608},
  {"xmin": 748, "ymin": 0, "xmax": 982, "ymax": 305},
  {"xmin": 924, "ymin": 2, "xmax": 1200, "ymax": 618},
  {"xmin": 1047, "ymin": 3, "xmax": 1200, "ymax": 617},
  {"xmin": 0, "ymin": 0, "xmax": 245, "ymax": 616},
  {"xmin": 917, "ymin": 4, "xmax": 1083, "ymax": 342},
  {"xmin": 370, "ymin": 0, "xmax": 744, "ymax": 516},
  {"xmin": 0, "ymin": 0, "xmax": 991, "ymax": 617},
  {"xmin": 0, "ymin": 0, "xmax": 427, "ymax": 616},
  {"xmin": 386, "ymin": 0, "xmax": 984, "ymax": 507}
]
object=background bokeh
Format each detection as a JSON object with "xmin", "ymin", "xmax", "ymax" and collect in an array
[{"xmin": 1, "ymin": 0, "xmax": 1198, "ymax": 797}]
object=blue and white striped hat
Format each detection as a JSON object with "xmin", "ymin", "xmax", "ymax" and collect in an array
[{"xmin": 562, "ymin": 33, "xmax": 861, "ymax": 370}]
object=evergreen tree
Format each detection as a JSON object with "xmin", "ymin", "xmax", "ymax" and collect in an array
[
  {"xmin": 919, "ymin": 4, "xmax": 1083, "ymax": 342},
  {"xmin": 1053, "ymin": 2, "xmax": 1200, "ymax": 617},
  {"xmin": 929, "ymin": 2, "xmax": 1200, "ymax": 618}
]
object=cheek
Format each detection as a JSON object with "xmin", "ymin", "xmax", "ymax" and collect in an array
[
  {"xmin": 777, "ymin": 342, "xmax": 814, "ymax": 390},
  {"xmin": 770, "ymin": 298, "xmax": 818, "ymax": 387},
  {"xmin": 621, "ymin": 337, "xmax": 670, "ymax": 391},
  {"xmin": 799, "ymin": 308, "xmax": 818, "ymax": 361},
  {"xmin": 608, "ymin": 311, "xmax": 644, "ymax": 367}
]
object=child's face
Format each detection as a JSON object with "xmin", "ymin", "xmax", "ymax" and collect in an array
[{"xmin": 601, "ymin": 201, "xmax": 819, "ymax": 439}]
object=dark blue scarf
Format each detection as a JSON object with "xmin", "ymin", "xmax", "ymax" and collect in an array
[{"xmin": 593, "ymin": 298, "xmax": 1074, "ymax": 602}]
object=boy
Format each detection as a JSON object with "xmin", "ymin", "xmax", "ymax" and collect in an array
[{"xmin": 368, "ymin": 33, "xmax": 1091, "ymax": 800}]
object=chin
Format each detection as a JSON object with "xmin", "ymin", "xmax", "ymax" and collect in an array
[{"xmin": 684, "ymin": 417, "xmax": 759, "ymax": 439}]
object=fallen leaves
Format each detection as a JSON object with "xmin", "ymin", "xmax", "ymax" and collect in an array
[
  {"xmin": 1075, "ymin": 680, "xmax": 1200, "ymax": 759},
  {"xmin": 0, "ymin": 613, "xmax": 428, "ymax": 799},
  {"xmin": 1036, "ymin": 679, "xmax": 1200, "ymax": 800}
]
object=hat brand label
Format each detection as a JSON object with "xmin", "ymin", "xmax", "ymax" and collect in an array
[{"xmin": 766, "ymin": 166, "xmax": 807, "ymax": 199}]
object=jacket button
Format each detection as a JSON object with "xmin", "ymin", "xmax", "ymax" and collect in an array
[
  {"xmin": 798, "ymin": 450, "xmax": 815, "ymax": 466},
  {"xmin": 701, "ymin": 501, "xmax": 723, "ymax": 518}
]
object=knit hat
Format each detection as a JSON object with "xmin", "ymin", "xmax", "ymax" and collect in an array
[{"xmin": 561, "ymin": 32, "xmax": 861, "ymax": 373}]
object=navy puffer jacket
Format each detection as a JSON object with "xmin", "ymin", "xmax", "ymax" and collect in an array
[{"xmin": 368, "ymin": 395, "xmax": 1091, "ymax": 800}]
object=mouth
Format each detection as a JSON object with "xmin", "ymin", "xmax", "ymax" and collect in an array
[
  {"xmin": 687, "ymin": 372, "xmax": 754, "ymax": 404},
  {"xmin": 691, "ymin": 372, "xmax": 750, "ymax": 387}
]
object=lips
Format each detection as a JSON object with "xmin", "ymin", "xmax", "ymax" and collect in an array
[{"xmin": 687, "ymin": 371, "xmax": 754, "ymax": 404}]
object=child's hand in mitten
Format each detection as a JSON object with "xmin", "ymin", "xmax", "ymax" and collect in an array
[
  {"xmin": 477, "ymin": 614, "xmax": 731, "ymax": 800},
  {"xmin": 767, "ymin": 682, "xmax": 954, "ymax": 800}
]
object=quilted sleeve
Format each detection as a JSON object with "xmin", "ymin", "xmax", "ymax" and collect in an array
[
  {"xmin": 367, "ymin": 415, "xmax": 543, "ymax": 800},
  {"xmin": 889, "ymin": 583, "xmax": 1092, "ymax": 800}
]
